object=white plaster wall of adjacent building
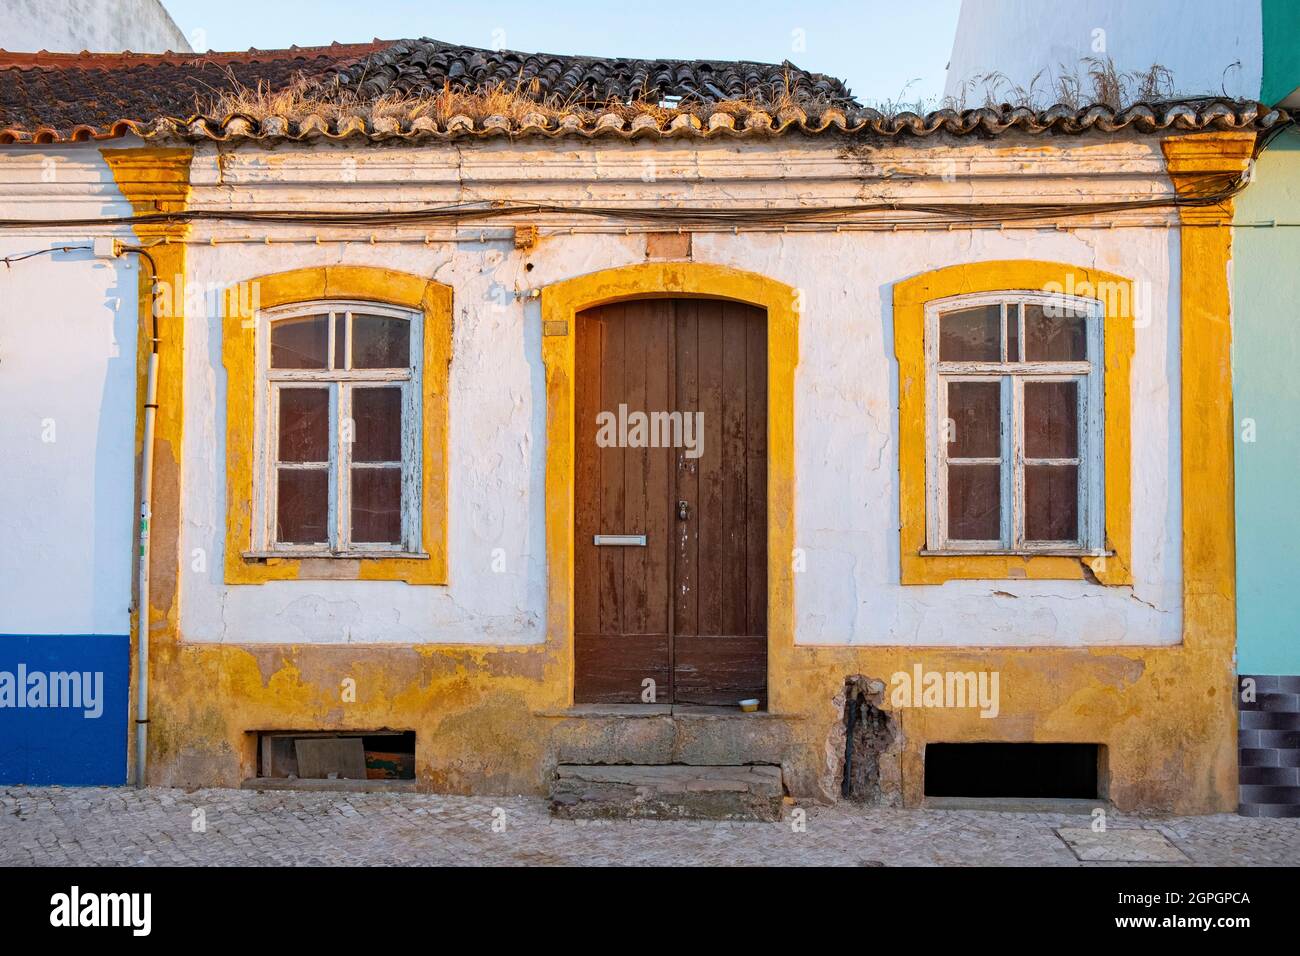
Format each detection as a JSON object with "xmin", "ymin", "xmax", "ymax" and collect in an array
[
  {"xmin": 944, "ymin": 0, "xmax": 1263, "ymax": 102},
  {"xmin": 170, "ymin": 134, "xmax": 1182, "ymax": 648},
  {"xmin": 0, "ymin": 0, "xmax": 191, "ymax": 53},
  {"xmin": 0, "ymin": 146, "xmax": 140, "ymax": 635}
]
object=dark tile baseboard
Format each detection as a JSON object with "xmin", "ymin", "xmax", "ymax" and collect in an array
[{"xmin": 1239, "ymin": 674, "xmax": 1300, "ymax": 816}]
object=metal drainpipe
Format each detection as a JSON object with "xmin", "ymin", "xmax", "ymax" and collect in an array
[{"xmin": 124, "ymin": 246, "xmax": 159, "ymax": 788}]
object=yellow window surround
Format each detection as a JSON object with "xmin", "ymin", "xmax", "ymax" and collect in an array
[
  {"xmin": 222, "ymin": 266, "xmax": 451, "ymax": 585},
  {"xmin": 893, "ymin": 260, "xmax": 1134, "ymax": 586}
]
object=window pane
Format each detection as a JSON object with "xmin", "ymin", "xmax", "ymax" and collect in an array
[
  {"xmin": 271, "ymin": 315, "xmax": 328, "ymax": 369},
  {"xmin": 352, "ymin": 313, "xmax": 410, "ymax": 369},
  {"xmin": 334, "ymin": 313, "xmax": 347, "ymax": 370},
  {"xmin": 351, "ymin": 467, "xmax": 402, "ymax": 543},
  {"xmin": 278, "ymin": 387, "xmax": 329, "ymax": 463},
  {"xmin": 1006, "ymin": 303, "xmax": 1020, "ymax": 361},
  {"xmin": 1025, "ymin": 464, "xmax": 1079, "ymax": 541},
  {"xmin": 939, "ymin": 305, "xmax": 1000, "ymax": 361},
  {"xmin": 1024, "ymin": 303, "xmax": 1087, "ymax": 361},
  {"xmin": 947, "ymin": 463, "xmax": 1001, "ymax": 541},
  {"xmin": 947, "ymin": 380, "xmax": 1001, "ymax": 458},
  {"xmin": 351, "ymin": 387, "xmax": 403, "ymax": 463},
  {"xmin": 277, "ymin": 468, "xmax": 329, "ymax": 544},
  {"xmin": 1024, "ymin": 381, "xmax": 1079, "ymax": 459}
]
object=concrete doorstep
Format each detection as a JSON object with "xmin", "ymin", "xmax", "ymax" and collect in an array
[{"xmin": 550, "ymin": 764, "xmax": 785, "ymax": 822}]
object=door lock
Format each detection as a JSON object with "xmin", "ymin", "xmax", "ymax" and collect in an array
[{"xmin": 677, "ymin": 499, "xmax": 690, "ymax": 521}]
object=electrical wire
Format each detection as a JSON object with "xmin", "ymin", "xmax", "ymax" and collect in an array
[
  {"xmin": 0, "ymin": 244, "xmax": 162, "ymax": 342},
  {"xmin": 0, "ymin": 245, "xmax": 87, "ymax": 266},
  {"xmin": 0, "ymin": 170, "xmax": 1250, "ymax": 232},
  {"xmin": 121, "ymin": 245, "xmax": 160, "ymax": 348}
]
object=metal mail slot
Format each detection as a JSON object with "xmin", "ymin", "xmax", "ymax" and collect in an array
[{"xmin": 593, "ymin": 534, "xmax": 647, "ymax": 547}]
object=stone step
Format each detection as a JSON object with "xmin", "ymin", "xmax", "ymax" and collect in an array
[
  {"xmin": 543, "ymin": 705, "xmax": 803, "ymax": 770},
  {"xmin": 549, "ymin": 764, "xmax": 784, "ymax": 822}
]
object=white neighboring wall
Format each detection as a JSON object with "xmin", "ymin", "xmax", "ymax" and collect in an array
[
  {"xmin": 0, "ymin": 0, "xmax": 190, "ymax": 53},
  {"xmin": 0, "ymin": 148, "xmax": 140, "ymax": 635},
  {"xmin": 944, "ymin": 0, "xmax": 1263, "ymax": 102}
]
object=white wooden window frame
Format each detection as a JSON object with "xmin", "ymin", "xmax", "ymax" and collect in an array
[
  {"xmin": 923, "ymin": 291, "xmax": 1106, "ymax": 556},
  {"xmin": 249, "ymin": 300, "xmax": 425, "ymax": 559}
]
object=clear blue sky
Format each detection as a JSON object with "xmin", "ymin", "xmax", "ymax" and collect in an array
[{"xmin": 163, "ymin": 0, "xmax": 962, "ymax": 108}]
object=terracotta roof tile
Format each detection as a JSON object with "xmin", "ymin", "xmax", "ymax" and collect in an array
[
  {"xmin": 334, "ymin": 38, "xmax": 855, "ymax": 106},
  {"xmin": 0, "ymin": 41, "xmax": 393, "ymax": 143},
  {"xmin": 37, "ymin": 99, "xmax": 1281, "ymax": 146},
  {"xmin": 0, "ymin": 37, "xmax": 1289, "ymax": 145}
]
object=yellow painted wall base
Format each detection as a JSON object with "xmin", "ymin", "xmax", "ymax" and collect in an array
[{"xmin": 141, "ymin": 638, "xmax": 1235, "ymax": 813}]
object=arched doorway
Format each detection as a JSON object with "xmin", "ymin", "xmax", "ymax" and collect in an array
[{"xmin": 540, "ymin": 262, "xmax": 798, "ymax": 715}]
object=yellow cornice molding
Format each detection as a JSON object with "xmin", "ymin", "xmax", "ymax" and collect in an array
[
  {"xmin": 1161, "ymin": 132, "xmax": 1255, "ymax": 226},
  {"xmin": 100, "ymin": 147, "xmax": 193, "ymax": 226}
]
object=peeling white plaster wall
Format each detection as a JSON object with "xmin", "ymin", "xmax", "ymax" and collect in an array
[
  {"xmin": 181, "ymin": 238, "xmax": 551, "ymax": 644},
  {"xmin": 0, "ymin": 135, "xmax": 1184, "ymax": 647},
  {"xmin": 691, "ymin": 227, "xmax": 1181, "ymax": 647}
]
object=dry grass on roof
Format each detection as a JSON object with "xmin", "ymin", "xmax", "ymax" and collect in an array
[
  {"xmin": 198, "ymin": 56, "xmax": 1197, "ymax": 131},
  {"xmin": 945, "ymin": 57, "xmax": 1177, "ymax": 113},
  {"xmin": 200, "ymin": 73, "xmax": 842, "ymax": 127}
]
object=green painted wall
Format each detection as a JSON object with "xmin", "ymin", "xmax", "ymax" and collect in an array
[
  {"xmin": 1233, "ymin": 126, "xmax": 1300, "ymax": 675},
  {"xmin": 1262, "ymin": 0, "xmax": 1300, "ymax": 105}
]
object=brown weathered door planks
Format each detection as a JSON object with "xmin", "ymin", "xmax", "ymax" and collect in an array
[
  {"xmin": 673, "ymin": 300, "xmax": 768, "ymax": 706},
  {"xmin": 575, "ymin": 302, "xmax": 672, "ymax": 702},
  {"xmin": 574, "ymin": 298, "xmax": 766, "ymax": 706},
  {"xmin": 744, "ymin": 313, "xmax": 769, "ymax": 641},
  {"xmin": 673, "ymin": 300, "xmax": 700, "ymax": 641}
]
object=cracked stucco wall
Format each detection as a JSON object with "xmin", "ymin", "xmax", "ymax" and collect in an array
[{"xmin": 178, "ymin": 137, "xmax": 1181, "ymax": 649}]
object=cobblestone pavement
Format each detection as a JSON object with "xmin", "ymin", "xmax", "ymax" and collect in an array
[{"xmin": 2, "ymin": 786, "xmax": 1298, "ymax": 866}]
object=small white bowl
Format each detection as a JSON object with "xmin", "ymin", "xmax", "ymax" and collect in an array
[{"xmin": 738, "ymin": 698, "xmax": 760, "ymax": 713}]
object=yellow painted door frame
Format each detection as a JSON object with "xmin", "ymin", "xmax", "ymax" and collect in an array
[{"xmin": 540, "ymin": 262, "xmax": 800, "ymax": 709}]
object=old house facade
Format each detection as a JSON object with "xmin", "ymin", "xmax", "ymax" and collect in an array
[{"xmin": 0, "ymin": 38, "xmax": 1286, "ymax": 812}]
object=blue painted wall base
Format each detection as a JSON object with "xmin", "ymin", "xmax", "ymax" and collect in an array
[{"xmin": 0, "ymin": 635, "xmax": 129, "ymax": 785}]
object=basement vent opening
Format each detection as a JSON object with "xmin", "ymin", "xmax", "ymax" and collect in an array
[
  {"xmin": 924, "ymin": 743, "xmax": 1101, "ymax": 799},
  {"xmin": 256, "ymin": 731, "xmax": 415, "ymax": 782}
]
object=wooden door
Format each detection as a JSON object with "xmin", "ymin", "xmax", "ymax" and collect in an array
[
  {"xmin": 671, "ymin": 300, "xmax": 768, "ymax": 705},
  {"xmin": 574, "ymin": 298, "xmax": 767, "ymax": 706}
]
